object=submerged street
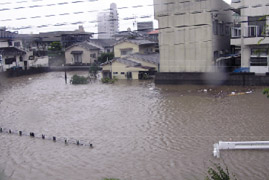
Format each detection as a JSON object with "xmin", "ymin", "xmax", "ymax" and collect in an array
[{"xmin": 0, "ymin": 72, "xmax": 269, "ymax": 180}]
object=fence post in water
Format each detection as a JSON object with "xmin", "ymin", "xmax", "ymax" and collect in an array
[
  {"xmin": 9, "ymin": 129, "xmax": 11, "ymax": 134},
  {"xmin": 65, "ymin": 139, "xmax": 68, "ymax": 144},
  {"xmin": 30, "ymin": 132, "xmax": 35, "ymax": 137},
  {"xmin": 53, "ymin": 136, "xmax": 56, "ymax": 142},
  {"xmin": 76, "ymin": 140, "xmax": 80, "ymax": 146},
  {"xmin": 42, "ymin": 134, "xmax": 45, "ymax": 139},
  {"xmin": 19, "ymin": 131, "xmax": 22, "ymax": 136},
  {"xmin": 0, "ymin": 128, "xmax": 2, "ymax": 133},
  {"xmin": 89, "ymin": 144, "xmax": 93, "ymax": 148}
]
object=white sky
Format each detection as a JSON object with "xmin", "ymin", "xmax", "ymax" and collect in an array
[{"xmin": 0, "ymin": 0, "xmax": 231, "ymax": 34}]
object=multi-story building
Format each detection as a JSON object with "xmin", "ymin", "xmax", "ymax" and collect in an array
[
  {"xmin": 98, "ymin": 3, "xmax": 119, "ymax": 39},
  {"xmin": 154, "ymin": 0, "xmax": 232, "ymax": 72},
  {"xmin": 231, "ymin": 0, "xmax": 269, "ymax": 73},
  {"xmin": 137, "ymin": 21, "xmax": 154, "ymax": 33}
]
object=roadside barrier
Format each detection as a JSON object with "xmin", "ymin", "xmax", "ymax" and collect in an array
[{"xmin": 0, "ymin": 127, "xmax": 94, "ymax": 148}]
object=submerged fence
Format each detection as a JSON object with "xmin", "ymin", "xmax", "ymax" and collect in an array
[{"xmin": 0, "ymin": 127, "xmax": 93, "ymax": 148}]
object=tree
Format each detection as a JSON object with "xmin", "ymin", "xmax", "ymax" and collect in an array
[
  {"xmin": 98, "ymin": 52, "xmax": 114, "ymax": 64},
  {"xmin": 89, "ymin": 63, "xmax": 99, "ymax": 78},
  {"xmin": 48, "ymin": 41, "xmax": 62, "ymax": 51}
]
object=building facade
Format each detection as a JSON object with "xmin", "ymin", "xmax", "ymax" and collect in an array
[
  {"xmin": 154, "ymin": 0, "xmax": 232, "ymax": 72},
  {"xmin": 98, "ymin": 3, "xmax": 119, "ymax": 39},
  {"xmin": 231, "ymin": 0, "xmax": 269, "ymax": 73},
  {"xmin": 137, "ymin": 21, "xmax": 154, "ymax": 33}
]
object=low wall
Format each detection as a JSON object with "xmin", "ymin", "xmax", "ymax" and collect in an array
[{"xmin": 155, "ymin": 72, "xmax": 269, "ymax": 86}]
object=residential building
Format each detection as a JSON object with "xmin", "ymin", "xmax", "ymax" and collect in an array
[
  {"xmin": 114, "ymin": 37, "xmax": 158, "ymax": 58},
  {"xmin": 98, "ymin": 3, "xmax": 119, "ymax": 39},
  {"xmin": 101, "ymin": 53, "xmax": 159, "ymax": 80},
  {"xmin": 65, "ymin": 41, "xmax": 100, "ymax": 65},
  {"xmin": 154, "ymin": 0, "xmax": 232, "ymax": 72},
  {"xmin": 231, "ymin": 0, "xmax": 269, "ymax": 73},
  {"xmin": 87, "ymin": 39, "xmax": 117, "ymax": 53},
  {"xmin": 137, "ymin": 21, "xmax": 154, "ymax": 33}
]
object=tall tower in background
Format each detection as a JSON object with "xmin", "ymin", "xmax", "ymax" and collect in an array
[{"xmin": 98, "ymin": 3, "xmax": 119, "ymax": 39}]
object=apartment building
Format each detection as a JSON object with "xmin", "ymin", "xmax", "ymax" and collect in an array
[
  {"xmin": 231, "ymin": 0, "xmax": 269, "ymax": 73},
  {"xmin": 98, "ymin": 3, "xmax": 119, "ymax": 39},
  {"xmin": 154, "ymin": 0, "xmax": 232, "ymax": 72}
]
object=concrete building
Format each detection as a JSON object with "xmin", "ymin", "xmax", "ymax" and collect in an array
[
  {"xmin": 65, "ymin": 42, "xmax": 100, "ymax": 65},
  {"xmin": 137, "ymin": 21, "xmax": 154, "ymax": 33},
  {"xmin": 154, "ymin": 0, "xmax": 232, "ymax": 72},
  {"xmin": 231, "ymin": 0, "xmax": 269, "ymax": 74},
  {"xmin": 98, "ymin": 3, "xmax": 119, "ymax": 39}
]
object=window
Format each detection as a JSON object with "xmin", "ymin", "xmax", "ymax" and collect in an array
[
  {"xmin": 90, "ymin": 53, "xmax": 96, "ymax": 58},
  {"xmin": 113, "ymin": 72, "xmax": 118, "ymax": 74},
  {"xmin": 121, "ymin": 72, "xmax": 125, "ymax": 75},
  {"xmin": 120, "ymin": 48, "xmax": 133, "ymax": 56},
  {"xmin": 251, "ymin": 48, "xmax": 268, "ymax": 57},
  {"xmin": 5, "ymin": 57, "xmax": 16, "ymax": 65},
  {"xmin": 14, "ymin": 42, "xmax": 21, "ymax": 47}
]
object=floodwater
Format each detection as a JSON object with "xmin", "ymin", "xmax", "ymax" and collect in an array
[{"xmin": 0, "ymin": 72, "xmax": 268, "ymax": 180}]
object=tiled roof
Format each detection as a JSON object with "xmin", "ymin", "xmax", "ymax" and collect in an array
[
  {"xmin": 0, "ymin": 47, "xmax": 26, "ymax": 56},
  {"xmin": 88, "ymin": 39, "xmax": 117, "ymax": 47},
  {"xmin": 66, "ymin": 41, "xmax": 100, "ymax": 51},
  {"xmin": 127, "ymin": 53, "xmax": 160, "ymax": 65},
  {"xmin": 115, "ymin": 37, "xmax": 157, "ymax": 46}
]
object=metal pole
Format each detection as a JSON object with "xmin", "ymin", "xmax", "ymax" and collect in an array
[{"xmin": 65, "ymin": 65, "xmax": 67, "ymax": 84}]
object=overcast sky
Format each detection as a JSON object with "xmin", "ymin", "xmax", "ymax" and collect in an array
[{"xmin": 0, "ymin": 0, "xmax": 231, "ymax": 34}]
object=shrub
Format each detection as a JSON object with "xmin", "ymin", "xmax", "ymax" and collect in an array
[
  {"xmin": 205, "ymin": 163, "xmax": 237, "ymax": 180},
  {"xmin": 101, "ymin": 77, "xmax": 118, "ymax": 84},
  {"xmin": 70, "ymin": 74, "xmax": 89, "ymax": 85},
  {"xmin": 263, "ymin": 88, "xmax": 269, "ymax": 98}
]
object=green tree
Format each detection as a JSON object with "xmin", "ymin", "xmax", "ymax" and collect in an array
[
  {"xmin": 98, "ymin": 52, "xmax": 114, "ymax": 64},
  {"xmin": 48, "ymin": 41, "xmax": 62, "ymax": 51}
]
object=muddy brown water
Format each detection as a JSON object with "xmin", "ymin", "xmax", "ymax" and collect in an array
[{"xmin": 0, "ymin": 72, "xmax": 269, "ymax": 180}]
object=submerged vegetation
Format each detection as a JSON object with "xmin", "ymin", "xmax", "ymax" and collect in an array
[
  {"xmin": 205, "ymin": 163, "xmax": 237, "ymax": 180},
  {"xmin": 70, "ymin": 74, "xmax": 89, "ymax": 85},
  {"xmin": 263, "ymin": 88, "xmax": 269, "ymax": 98},
  {"xmin": 101, "ymin": 77, "xmax": 118, "ymax": 84}
]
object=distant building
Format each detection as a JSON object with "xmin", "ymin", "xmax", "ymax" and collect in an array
[
  {"xmin": 154, "ymin": 0, "xmax": 232, "ymax": 72},
  {"xmin": 87, "ymin": 39, "xmax": 117, "ymax": 53},
  {"xmin": 231, "ymin": 0, "xmax": 269, "ymax": 74},
  {"xmin": 137, "ymin": 21, "xmax": 154, "ymax": 33},
  {"xmin": 98, "ymin": 3, "xmax": 119, "ymax": 39}
]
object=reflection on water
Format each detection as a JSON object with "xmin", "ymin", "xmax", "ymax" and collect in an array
[{"xmin": 0, "ymin": 72, "xmax": 269, "ymax": 180}]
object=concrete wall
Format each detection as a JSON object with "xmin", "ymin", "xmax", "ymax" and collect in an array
[
  {"xmin": 114, "ymin": 42, "xmax": 139, "ymax": 58},
  {"xmin": 155, "ymin": 72, "xmax": 269, "ymax": 86},
  {"xmin": 65, "ymin": 46, "xmax": 98, "ymax": 64},
  {"xmin": 154, "ymin": 0, "xmax": 232, "ymax": 73}
]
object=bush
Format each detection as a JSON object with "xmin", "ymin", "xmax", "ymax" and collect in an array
[
  {"xmin": 70, "ymin": 74, "xmax": 89, "ymax": 85},
  {"xmin": 101, "ymin": 77, "xmax": 118, "ymax": 84},
  {"xmin": 263, "ymin": 88, "xmax": 269, "ymax": 98},
  {"xmin": 205, "ymin": 163, "xmax": 237, "ymax": 180}
]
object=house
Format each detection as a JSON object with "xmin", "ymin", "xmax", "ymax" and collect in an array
[
  {"xmin": 101, "ymin": 53, "xmax": 160, "ymax": 80},
  {"xmin": 114, "ymin": 37, "xmax": 158, "ymax": 58},
  {"xmin": 0, "ymin": 29, "xmax": 27, "ymax": 71},
  {"xmin": 65, "ymin": 41, "xmax": 100, "ymax": 65},
  {"xmin": 154, "ymin": 0, "xmax": 232, "ymax": 72},
  {"xmin": 87, "ymin": 39, "xmax": 117, "ymax": 53},
  {"xmin": 231, "ymin": 0, "xmax": 269, "ymax": 74}
]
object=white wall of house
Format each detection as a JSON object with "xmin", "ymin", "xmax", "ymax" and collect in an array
[{"xmin": 154, "ymin": 0, "xmax": 232, "ymax": 72}]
